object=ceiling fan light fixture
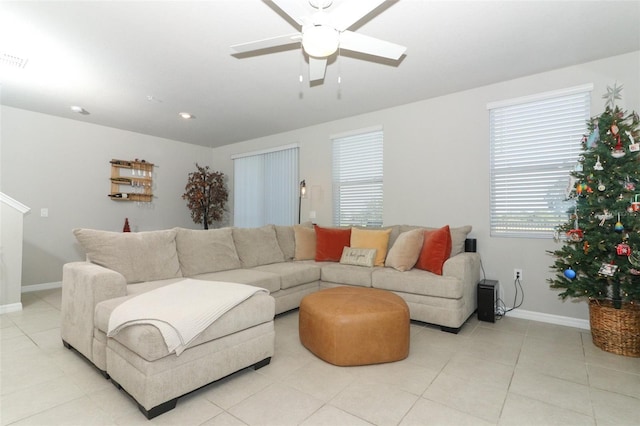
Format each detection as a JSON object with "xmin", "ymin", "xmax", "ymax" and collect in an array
[{"xmin": 302, "ymin": 25, "xmax": 339, "ymax": 58}]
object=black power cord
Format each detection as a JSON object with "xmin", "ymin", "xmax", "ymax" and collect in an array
[{"xmin": 495, "ymin": 276, "xmax": 524, "ymax": 320}]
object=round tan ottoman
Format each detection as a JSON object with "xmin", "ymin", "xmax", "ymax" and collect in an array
[{"xmin": 299, "ymin": 286, "xmax": 410, "ymax": 366}]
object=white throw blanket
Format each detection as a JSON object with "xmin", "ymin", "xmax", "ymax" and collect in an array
[{"xmin": 107, "ymin": 279, "xmax": 268, "ymax": 356}]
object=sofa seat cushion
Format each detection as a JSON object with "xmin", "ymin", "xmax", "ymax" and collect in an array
[
  {"xmin": 96, "ymin": 289, "xmax": 274, "ymax": 362},
  {"xmin": 252, "ymin": 262, "xmax": 320, "ymax": 290},
  {"xmin": 320, "ymin": 263, "xmax": 375, "ymax": 287},
  {"xmin": 372, "ymin": 268, "xmax": 464, "ymax": 299},
  {"xmin": 193, "ymin": 269, "xmax": 281, "ymax": 293}
]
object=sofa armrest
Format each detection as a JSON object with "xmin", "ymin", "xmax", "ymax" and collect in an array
[
  {"xmin": 61, "ymin": 261, "xmax": 127, "ymax": 362},
  {"xmin": 442, "ymin": 252, "xmax": 481, "ymax": 310}
]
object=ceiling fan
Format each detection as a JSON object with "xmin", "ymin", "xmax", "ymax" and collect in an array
[{"xmin": 230, "ymin": 0, "xmax": 407, "ymax": 82}]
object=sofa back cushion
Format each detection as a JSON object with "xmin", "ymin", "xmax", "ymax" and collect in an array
[
  {"xmin": 232, "ymin": 225, "xmax": 286, "ymax": 268},
  {"xmin": 314, "ymin": 225, "xmax": 351, "ymax": 262},
  {"xmin": 73, "ymin": 228, "xmax": 182, "ymax": 284},
  {"xmin": 175, "ymin": 227, "xmax": 241, "ymax": 276},
  {"xmin": 275, "ymin": 225, "xmax": 296, "ymax": 261}
]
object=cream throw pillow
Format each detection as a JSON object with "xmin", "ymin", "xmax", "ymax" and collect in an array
[
  {"xmin": 385, "ymin": 229, "xmax": 425, "ymax": 271},
  {"xmin": 294, "ymin": 225, "xmax": 316, "ymax": 260},
  {"xmin": 350, "ymin": 227, "xmax": 392, "ymax": 266},
  {"xmin": 340, "ymin": 247, "xmax": 377, "ymax": 267}
]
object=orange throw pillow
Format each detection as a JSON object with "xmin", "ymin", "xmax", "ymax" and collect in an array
[
  {"xmin": 314, "ymin": 225, "xmax": 351, "ymax": 262},
  {"xmin": 415, "ymin": 225, "xmax": 452, "ymax": 275}
]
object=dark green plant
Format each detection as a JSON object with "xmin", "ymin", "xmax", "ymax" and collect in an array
[{"xmin": 548, "ymin": 98, "xmax": 640, "ymax": 308}]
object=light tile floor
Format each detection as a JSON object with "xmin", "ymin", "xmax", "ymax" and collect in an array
[{"xmin": 1, "ymin": 289, "xmax": 639, "ymax": 425}]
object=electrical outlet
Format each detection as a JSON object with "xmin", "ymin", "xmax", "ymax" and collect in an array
[{"xmin": 514, "ymin": 268, "xmax": 523, "ymax": 281}]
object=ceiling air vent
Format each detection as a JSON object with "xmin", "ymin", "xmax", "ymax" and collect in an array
[{"xmin": 0, "ymin": 52, "xmax": 29, "ymax": 69}]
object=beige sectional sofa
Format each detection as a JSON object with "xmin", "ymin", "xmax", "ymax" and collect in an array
[{"xmin": 61, "ymin": 223, "xmax": 480, "ymax": 418}]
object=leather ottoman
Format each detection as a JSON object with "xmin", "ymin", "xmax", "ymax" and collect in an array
[{"xmin": 299, "ymin": 286, "xmax": 410, "ymax": 366}]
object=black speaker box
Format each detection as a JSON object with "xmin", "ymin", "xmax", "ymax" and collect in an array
[
  {"xmin": 477, "ymin": 280, "xmax": 498, "ymax": 322},
  {"xmin": 465, "ymin": 238, "xmax": 477, "ymax": 253}
]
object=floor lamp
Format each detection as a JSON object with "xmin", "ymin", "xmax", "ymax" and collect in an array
[{"xmin": 298, "ymin": 180, "xmax": 306, "ymax": 224}]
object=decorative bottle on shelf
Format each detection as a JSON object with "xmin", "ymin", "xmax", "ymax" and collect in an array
[{"xmin": 123, "ymin": 218, "xmax": 131, "ymax": 232}]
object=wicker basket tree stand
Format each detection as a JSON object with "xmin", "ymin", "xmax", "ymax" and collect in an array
[{"xmin": 589, "ymin": 299, "xmax": 640, "ymax": 357}]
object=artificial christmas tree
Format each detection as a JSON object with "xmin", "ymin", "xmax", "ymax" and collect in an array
[{"xmin": 548, "ymin": 85, "xmax": 640, "ymax": 357}]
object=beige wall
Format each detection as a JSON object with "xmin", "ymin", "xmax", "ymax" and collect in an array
[
  {"xmin": 2, "ymin": 51, "xmax": 638, "ymax": 321},
  {"xmin": 0, "ymin": 108, "xmax": 214, "ymax": 287},
  {"xmin": 211, "ymin": 51, "xmax": 640, "ymax": 321}
]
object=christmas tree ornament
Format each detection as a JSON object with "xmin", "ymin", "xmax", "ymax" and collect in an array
[
  {"xmin": 566, "ymin": 211, "xmax": 583, "ymax": 242},
  {"xmin": 563, "ymin": 267, "xmax": 576, "ymax": 279},
  {"xmin": 583, "ymin": 241, "xmax": 590, "ymax": 254},
  {"xmin": 586, "ymin": 125, "xmax": 600, "ymax": 148},
  {"xmin": 598, "ymin": 262, "xmax": 618, "ymax": 277},
  {"xmin": 596, "ymin": 210, "xmax": 613, "ymax": 226},
  {"xmin": 611, "ymin": 139, "xmax": 626, "ymax": 158},
  {"xmin": 597, "ymin": 180, "xmax": 606, "ymax": 191},
  {"xmin": 631, "ymin": 195, "xmax": 640, "ymax": 212},
  {"xmin": 624, "ymin": 177, "xmax": 635, "ymax": 191},
  {"xmin": 611, "ymin": 123, "xmax": 620, "ymax": 136},
  {"xmin": 627, "ymin": 130, "xmax": 639, "ymax": 152},
  {"xmin": 602, "ymin": 83, "xmax": 623, "ymax": 109},
  {"xmin": 614, "ymin": 214, "xmax": 624, "ymax": 233},
  {"xmin": 593, "ymin": 156, "xmax": 604, "ymax": 171},
  {"xmin": 616, "ymin": 243, "xmax": 631, "ymax": 256}
]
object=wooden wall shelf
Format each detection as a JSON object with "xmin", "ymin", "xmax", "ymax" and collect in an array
[{"xmin": 109, "ymin": 159, "xmax": 154, "ymax": 202}]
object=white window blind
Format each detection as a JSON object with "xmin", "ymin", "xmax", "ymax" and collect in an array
[
  {"xmin": 233, "ymin": 146, "xmax": 298, "ymax": 227},
  {"xmin": 489, "ymin": 87, "xmax": 591, "ymax": 238},
  {"xmin": 332, "ymin": 129, "xmax": 383, "ymax": 227}
]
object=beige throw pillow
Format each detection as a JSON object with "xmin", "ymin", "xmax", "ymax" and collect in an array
[
  {"xmin": 385, "ymin": 229, "xmax": 424, "ymax": 271},
  {"xmin": 294, "ymin": 225, "xmax": 316, "ymax": 260},
  {"xmin": 73, "ymin": 228, "xmax": 182, "ymax": 283}
]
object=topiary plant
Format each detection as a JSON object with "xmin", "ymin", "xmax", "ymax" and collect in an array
[{"xmin": 182, "ymin": 163, "xmax": 228, "ymax": 229}]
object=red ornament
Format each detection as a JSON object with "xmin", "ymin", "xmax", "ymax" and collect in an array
[
  {"xmin": 616, "ymin": 243, "xmax": 631, "ymax": 256},
  {"xmin": 123, "ymin": 218, "xmax": 131, "ymax": 232}
]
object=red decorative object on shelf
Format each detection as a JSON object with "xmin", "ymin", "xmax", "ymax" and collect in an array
[{"xmin": 123, "ymin": 218, "xmax": 131, "ymax": 232}]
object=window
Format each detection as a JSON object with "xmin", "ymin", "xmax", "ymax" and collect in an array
[
  {"xmin": 488, "ymin": 85, "xmax": 591, "ymax": 238},
  {"xmin": 332, "ymin": 127, "xmax": 383, "ymax": 227},
  {"xmin": 232, "ymin": 145, "xmax": 298, "ymax": 227}
]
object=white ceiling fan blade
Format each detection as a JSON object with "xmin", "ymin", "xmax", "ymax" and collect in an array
[
  {"xmin": 270, "ymin": 0, "xmax": 308, "ymax": 27},
  {"xmin": 231, "ymin": 33, "xmax": 302, "ymax": 54},
  {"xmin": 339, "ymin": 31, "xmax": 406, "ymax": 60},
  {"xmin": 309, "ymin": 56, "xmax": 327, "ymax": 81},
  {"xmin": 330, "ymin": 0, "xmax": 387, "ymax": 31}
]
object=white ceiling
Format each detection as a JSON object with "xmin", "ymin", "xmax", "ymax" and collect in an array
[{"xmin": 1, "ymin": 1, "xmax": 639, "ymax": 148}]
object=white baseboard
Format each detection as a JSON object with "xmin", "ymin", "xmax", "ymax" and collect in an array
[
  {"xmin": 505, "ymin": 308, "xmax": 590, "ymax": 330},
  {"xmin": 0, "ymin": 302, "xmax": 23, "ymax": 314},
  {"xmin": 21, "ymin": 281, "xmax": 62, "ymax": 293},
  {"xmin": 13, "ymin": 281, "xmax": 591, "ymax": 331}
]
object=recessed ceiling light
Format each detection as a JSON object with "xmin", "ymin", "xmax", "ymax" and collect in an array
[
  {"xmin": 178, "ymin": 112, "xmax": 195, "ymax": 119},
  {"xmin": 70, "ymin": 105, "xmax": 89, "ymax": 115}
]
